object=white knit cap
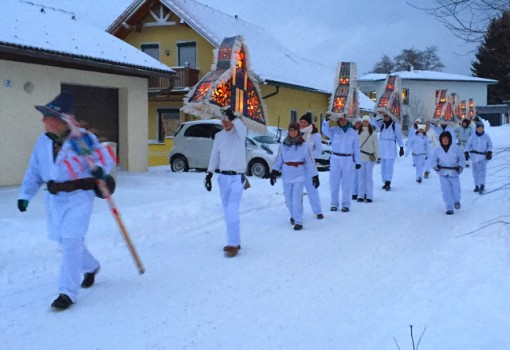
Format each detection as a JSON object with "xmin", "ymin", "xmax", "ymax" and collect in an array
[{"xmin": 361, "ymin": 115, "xmax": 371, "ymax": 123}]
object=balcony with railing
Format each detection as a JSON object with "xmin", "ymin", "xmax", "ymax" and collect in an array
[{"xmin": 148, "ymin": 66, "xmax": 200, "ymax": 93}]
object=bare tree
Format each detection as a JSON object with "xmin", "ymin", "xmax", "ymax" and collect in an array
[
  {"xmin": 408, "ymin": 0, "xmax": 510, "ymax": 42},
  {"xmin": 372, "ymin": 47, "xmax": 444, "ymax": 73},
  {"xmin": 373, "ymin": 55, "xmax": 395, "ymax": 73}
]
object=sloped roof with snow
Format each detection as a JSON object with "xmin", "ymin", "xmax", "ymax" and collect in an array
[
  {"xmin": 108, "ymin": 0, "xmax": 374, "ymax": 110},
  {"xmin": 160, "ymin": 0, "xmax": 334, "ymax": 92},
  {"xmin": 358, "ymin": 70, "xmax": 497, "ymax": 83},
  {"xmin": 0, "ymin": 0, "xmax": 173, "ymax": 75}
]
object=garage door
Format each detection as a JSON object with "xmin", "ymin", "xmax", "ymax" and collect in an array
[{"xmin": 62, "ymin": 84, "xmax": 119, "ymax": 143}]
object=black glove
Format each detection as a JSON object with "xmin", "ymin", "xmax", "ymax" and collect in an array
[
  {"xmin": 355, "ymin": 164, "xmax": 361, "ymax": 170},
  {"xmin": 91, "ymin": 166, "xmax": 105, "ymax": 179},
  {"xmin": 47, "ymin": 180, "xmax": 58, "ymax": 195},
  {"xmin": 17, "ymin": 199, "xmax": 29, "ymax": 212},
  {"xmin": 312, "ymin": 175, "xmax": 320, "ymax": 189},
  {"xmin": 464, "ymin": 152, "xmax": 470, "ymax": 161},
  {"xmin": 486, "ymin": 151, "xmax": 492, "ymax": 160},
  {"xmin": 456, "ymin": 166, "xmax": 463, "ymax": 174},
  {"xmin": 222, "ymin": 107, "xmax": 236, "ymax": 121},
  {"xmin": 94, "ymin": 175, "xmax": 116, "ymax": 199},
  {"xmin": 376, "ymin": 158, "xmax": 381, "ymax": 164},
  {"xmin": 269, "ymin": 170, "xmax": 280, "ymax": 186},
  {"xmin": 205, "ymin": 172, "xmax": 212, "ymax": 191},
  {"xmin": 399, "ymin": 147, "xmax": 404, "ymax": 157},
  {"xmin": 434, "ymin": 165, "xmax": 442, "ymax": 172}
]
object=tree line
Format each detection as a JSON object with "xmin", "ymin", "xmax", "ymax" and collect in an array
[{"xmin": 372, "ymin": 1, "xmax": 510, "ymax": 104}]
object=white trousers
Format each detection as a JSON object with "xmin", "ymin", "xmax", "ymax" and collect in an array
[
  {"xmin": 352, "ymin": 168, "xmax": 359, "ymax": 196},
  {"xmin": 218, "ymin": 174, "xmax": 244, "ymax": 246},
  {"xmin": 329, "ymin": 157, "xmax": 354, "ymax": 209},
  {"xmin": 412, "ymin": 154, "xmax": 426, "ymax": 180},
  {"xmin": 380, "ymin": 158, "xmax": 395, "ymax": 182},
  {"xmin": 471, "ymin": 160, "xmax": 488, "ymax": 187},
  {"xmin": 59, "ymin": 238, "xmax": 99, "ymax": 302},
  {"xmin": 439, "ymin": 175, "xmax": 461, "ymax": 211},
  {"xmin": 284, "ymin": 181, "xmax": 305, "ymax": 224},
  {"xmin": 304, "ymin": 175, "xmax": 322, "ymax": 215},
  {"xmin": 357, "ymin": 161, "xmax": 375, "ymax": 200}
]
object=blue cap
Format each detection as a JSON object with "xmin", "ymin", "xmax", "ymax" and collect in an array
[{"xmin": 35, "ymin": 92, "xmax": 74, "ymax": 119}]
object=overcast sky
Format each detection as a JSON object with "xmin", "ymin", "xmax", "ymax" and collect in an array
[{"xmin": 35, "ymin": 0, "xmax": 480, "ymax": 76}]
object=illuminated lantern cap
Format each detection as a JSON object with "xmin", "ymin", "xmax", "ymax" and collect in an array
[
  {"xmin": 432, "ymin": 90, "xmax": 462, "ymax": 126},
  {"xmin": 183, "ymin": 35, "xmax": 267, "ymax": 133},
  {"xmin": 328, "ymin": 61, "xmax": 359, "ymax": 122},
  {"xmin": 375, "ymin": 74, "xmax": 401, "ymax": 123}
]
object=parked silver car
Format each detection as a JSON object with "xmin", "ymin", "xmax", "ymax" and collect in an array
[{"xmin": 169, "ymin": 120, "xmax": 278, "ymax": 178}]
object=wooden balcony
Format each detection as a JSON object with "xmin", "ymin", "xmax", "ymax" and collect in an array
[{"xmin": 148, "ymin": 66, "xmax": 200, "ymax": 92}]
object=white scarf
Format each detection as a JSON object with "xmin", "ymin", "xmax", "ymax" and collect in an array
[{"xmin": 300, "ymin": 124, "xmax": 313, "ymax": 144}]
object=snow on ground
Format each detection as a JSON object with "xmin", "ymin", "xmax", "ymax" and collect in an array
[{"xmin": 1, "ymin": 124, "xmax": 510, "ymax": 349}]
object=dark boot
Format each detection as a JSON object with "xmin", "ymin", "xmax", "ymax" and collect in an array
[
  {"xmin": 81, "ymin": 267, "xmax": 100, "ymax": 288},
  {"xmin": 51, "ymin": 294, "xmax": 73, "ymax": 311},
  {"xmin": 290, "ymin": 218, "xmax": 295, "ymax": 225},
  {"xmin": 293, "ymin": 224, "xmax": 303, "ymax": 231},
  {"xmin": 473, "ymin": 185, "xmax": 479, "ymax": 192},
  {"xmin": 479, "ymin": 185, "xmax": 485, "ymax": 194},
  {"xmin": 382, "ymin": 181, "xmax": 391, "ymax": 191},
  {"xmin": 223, "ymin": 245, "xmax": 241, "ymax": 257},
  {"xmin": 352, "ymin": 194, "xmax": 358, "ymax": 200}
]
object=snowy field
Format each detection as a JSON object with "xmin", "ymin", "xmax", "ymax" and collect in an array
[{"xmin": 1, "ymin": 124, "xmax": 510, "ymax": 350}]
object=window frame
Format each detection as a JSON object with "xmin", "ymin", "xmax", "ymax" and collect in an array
[
  {"xmin": 402, "ymin": 88, "xmax": 410, "ymax": 105},
  {"xmin": 141, "ymin": 42, "xmax": 160, "ymax": 61},
  {"xmin": 290, "ymin": 110, "xmax": 298, "ymax": 123},
  {"xmin": 157, "ymin": 108, "xmax": 181, "ymax": 142},
  {"xmin": 177, "ymin": 41, "xmax": 197, "ymax": 68}
]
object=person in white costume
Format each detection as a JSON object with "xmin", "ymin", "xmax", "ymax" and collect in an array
[
  {"xmin": 299, "ymin": 113, "xmax": 324, "ymax": 219},
  {"xmin": 205, "ymin": 108, "xmax": 247, "ymax": 257},
  {"xmin": 351, "ymin": 116, "xmax": 362, "ymax": 201},
  {"xmin": 322, "ymin": 114, "xmax": 361, "ymax": 212},
  {"xmin": 18, "ymin": 92, "xmax": 115, "ymax": 310},
  {"xmin": 405, "ymin": 125, "xmax": 431, "ymax": 183},
  {"xmin": 270, "ymin": 122, "xmax": 319, "ymax": 230},
  {"xmin": 356, "ymin": 115, "xmax": 380, "ymax": 202},
  {"xmin": 455, "ymin": 118, "xmax": 473, "ymax": 168},
  {"xmin": 465, "ymin": 121, "xmax": 493, "ymax": 195},
  {"xmin": 371, "ymin": 113, "xmax": 404, "ymax": 191},
  {"xmin": 430, "ymin": 131, "xmax": 464, "ymax": 215},
  {"xmin": 423, "ymin": 121, "xmax": 438, "ymax": 179}
]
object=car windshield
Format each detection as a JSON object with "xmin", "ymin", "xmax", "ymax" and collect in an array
[{"xmin": 252, "ymin": 135, "xmax": 277, "ymax": 144}]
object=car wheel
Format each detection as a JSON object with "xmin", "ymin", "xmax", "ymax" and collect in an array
[
  {"xmin": 170, "ymin": 154, "xmax": 189, "ymax": 172},
  {"xmin": 248, "ymin": 159, "xmax": 269, "ymax": 178}
]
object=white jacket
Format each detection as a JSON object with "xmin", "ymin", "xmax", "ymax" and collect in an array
[
  {"xmin": 358, "ymin": 127, "xmax": 380, "ymax": 162},
  {"xmin": 19, "ymin": 130, "xmax": 116, "ymax": 241},
  {"xmin": 207, "ymin": 118, "xmax": 247, "ymax": 174}
]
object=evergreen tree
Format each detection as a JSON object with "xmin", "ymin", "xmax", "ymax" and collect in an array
[{"xmin": 471, "ymin": 11, "xmax": 510, "ymax": 104}]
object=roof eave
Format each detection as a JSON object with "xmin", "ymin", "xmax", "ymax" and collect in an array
[
  {"xmin": 0, "ymin": 44, "xmax": 175, "ymax": 78},
  {"xmin": 264, "ymin": 80, "xmax": 329, "ymax": 94}
]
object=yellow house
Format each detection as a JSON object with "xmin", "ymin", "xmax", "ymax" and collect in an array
[{"xmin": 108, "ymin": 0, "xmax": 339, "ymax": 166}]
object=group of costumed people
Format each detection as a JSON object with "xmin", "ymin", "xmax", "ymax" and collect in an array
[
  {"xmin": 267, "ymin": 111, "xmax": 494, "ymax": 232},
  {"xmin": 16, "ymin": 92, "xmax": 494, "ymax": 311}
]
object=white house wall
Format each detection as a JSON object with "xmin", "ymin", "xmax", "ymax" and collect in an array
[
  {"xmin": 360, "ymin": 80, "xmax": 490, "ymax": 121},
  {"xmin": 0, "ymin": 59, "xmax": 149, "ymax": 186},
  {"xmin": 401, "ymin": 80, "xmax": 489, "ymax": 121}
]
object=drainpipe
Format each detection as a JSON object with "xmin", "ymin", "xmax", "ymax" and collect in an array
[{"xmin": 263, "ymin": 85, "xmax": 280, "ymax": 99}]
